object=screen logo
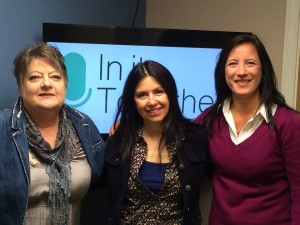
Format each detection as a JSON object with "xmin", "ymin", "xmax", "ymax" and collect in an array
[{"xmin": 64, "ymin": 53, "xmax": 92, "ymax": 107}]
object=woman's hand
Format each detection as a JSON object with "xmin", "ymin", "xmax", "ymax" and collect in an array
[{"xmin": 108, "ymin": 120, "xmax": 120, "ymax": 136}]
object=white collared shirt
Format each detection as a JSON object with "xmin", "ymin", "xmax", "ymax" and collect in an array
[{"xmin": 223, "ymin": 98, "xmax": 277, "ymax": 144}]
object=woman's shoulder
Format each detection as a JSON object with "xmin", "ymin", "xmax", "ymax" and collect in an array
[
  {"xmin": 0, "ymin": 108, "xmax": 12, "ymax": 116},
  {"xmin": 274, "ymin": 106, "xmax": 300, "ymax": 149},
  {"xmin": 275, "ymin": 106, "xmax": 300, "ymax": 123},
  {"xmin": 180, "ymin": 123, "xmax": 208, "ymax": 145},
  {"xmin": 0, "ymin": 109, "xmax": 12, "ymax": 125},
  {"xmin": 180, "ymin": 125, "xmax": 209, "ymax": 163},
  {"xmin": 106, "ymin": 131, "xmax": 123, "ymax": 151},
  {"xmin": 273, "ymin": 106, "xmax": 300, "ymax": 137},
  {"xmin": 65, "ymin": 105, "xmax": 97, "ymax": 125}
]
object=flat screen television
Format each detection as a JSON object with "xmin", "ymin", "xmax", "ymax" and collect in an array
[{"xmin": 43, "ymin": 22, "xmax": 251, "ymax": 135}]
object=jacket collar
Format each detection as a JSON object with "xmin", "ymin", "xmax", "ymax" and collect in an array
[{"xmin": 11, "ymin": 98, "xmax": 25, "ymax": 130}]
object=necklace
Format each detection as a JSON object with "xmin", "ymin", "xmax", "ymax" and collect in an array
[
  {"xmin": 150, "ymin": 143, "xmax": 161, "ymax": 159},
  {"xmin": 232, "ymin": 102, "xmax": 261, "ymax": 137}
]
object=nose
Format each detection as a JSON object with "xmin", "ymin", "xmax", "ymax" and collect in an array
[
  {"xmin": 147, "ymin": 94, "xmax": 157, "ymax": 106},
  {"xmin": 237, "ymin": 64, "xmax": 247, "ymax": 75},
  {"xmin": 41, "ymin": 77, "xmax": 53, "ymax": 88}
]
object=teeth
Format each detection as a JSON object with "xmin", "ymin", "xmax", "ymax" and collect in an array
[
  {"xmin": 148, "ymin": 108, "xmax": 159, "ymax": 113},
  {"xmin": 236, "ymin": 80, "xmax": 249, "ymax": 84}
]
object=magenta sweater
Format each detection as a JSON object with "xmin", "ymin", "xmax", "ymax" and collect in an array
[{"xmin": 195, "ymin": 106, "xmax": 300, "ymax": 225}]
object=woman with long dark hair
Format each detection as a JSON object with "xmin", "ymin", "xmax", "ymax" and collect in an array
[
  {"xmin": 195, "ymin": 34, "xmax": 300, "ymax": 225},
  {"xmin": 103, "ymin": 60, "xmax": 210, "ymax": 224}
]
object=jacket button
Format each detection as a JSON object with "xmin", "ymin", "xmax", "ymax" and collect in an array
[
  {"xmin": 115, "ymin": 158, "xmax": 119, "ymax": 162},
  {"xmin": 179, "ymin": 164, "xmax": 185, "ymax": 170},
  {"xmin": 185, "ymin": 185, "xmax": 192, "ymax": 191}
]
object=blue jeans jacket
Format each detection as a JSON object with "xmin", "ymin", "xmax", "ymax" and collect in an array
[{"xmin": 0, "ymin": 100, "xmax": 106, "ymax": 225}]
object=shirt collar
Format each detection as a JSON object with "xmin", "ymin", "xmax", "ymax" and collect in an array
[{"xmin": 223, "ymin": 97, "xmax": 276, "ymax": 123}]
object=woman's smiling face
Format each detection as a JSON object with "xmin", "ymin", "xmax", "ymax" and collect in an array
[
  {"xmin": 19, "ymin": 58, "xmax": 66, "ymax": 113},
  {"xmin": 225, "ymin": 43, "xmax": 262, "ymax": 99},
  {"xmin": 134, "ymin": 76, "xmax": 169, "ymax": 127}
]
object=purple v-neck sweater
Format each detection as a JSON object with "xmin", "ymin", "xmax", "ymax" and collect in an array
[{"xmin": 195, "ymin": 106, "xmax": 300, "ymax": 225}]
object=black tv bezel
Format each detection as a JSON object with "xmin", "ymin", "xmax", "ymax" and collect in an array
[{"xmin": 43, "ymin": 23, "xmax": 252, "ymax": 49}]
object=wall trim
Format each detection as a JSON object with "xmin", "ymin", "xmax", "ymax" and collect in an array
[{"xmin": 281, "ymin": 0, "xmax": 300, "ymax": 108}]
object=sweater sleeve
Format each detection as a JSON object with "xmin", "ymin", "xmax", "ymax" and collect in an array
[{"xmin": 278, "ymin": 110, "xmax": 300, "ymax": 225}]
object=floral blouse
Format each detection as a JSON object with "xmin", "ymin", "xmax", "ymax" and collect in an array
[{"xmin": 121, "ymin": 130, "xmax": 184, "ymax": 224}]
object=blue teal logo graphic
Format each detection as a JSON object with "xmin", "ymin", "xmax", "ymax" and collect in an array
[{"xmin": 64, "ymin": 53, "xmax": 92, "ymax": 108}]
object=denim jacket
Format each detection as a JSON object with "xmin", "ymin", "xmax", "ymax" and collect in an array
[
  {"xmin": 103, "ymin": 126, "xmax": 210, "ymax": 225},
  {"xmin": 0, "ymin": 99, "xmax": 106, "ymax": 225}
]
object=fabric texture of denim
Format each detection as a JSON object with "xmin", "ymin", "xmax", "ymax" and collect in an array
[{"xmin": 0, "ymin": 99, "xmax": 106, "ymax": 225}]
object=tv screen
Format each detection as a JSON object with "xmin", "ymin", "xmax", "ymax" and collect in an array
[{"xmin": 43, "ymin": 23, "xmax": 251, "ymax": 134}]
